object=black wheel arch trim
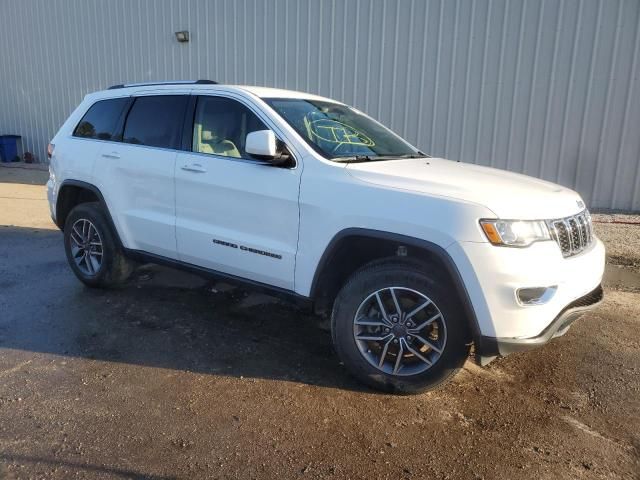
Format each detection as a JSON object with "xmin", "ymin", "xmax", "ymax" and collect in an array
[
  {"xmin": 309, "ymin": 228, "xmax": 482, "ymax": 345},
  {"xmin": 56, "ymin": 180, "xmax": 124, "ymax": 249}
]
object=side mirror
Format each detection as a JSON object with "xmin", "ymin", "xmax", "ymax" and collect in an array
[
  {"xmin": 246, "ymin": 130, "xmax": 277, "ymax": 158},
  {"xmin": 246, "ymin": 130, "xmax": 292, "ymax": 166}
]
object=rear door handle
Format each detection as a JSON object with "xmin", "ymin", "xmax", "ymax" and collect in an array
[
  {"xmin": 181, "ymin": 163, "xmax": 207, "ymax": 173},
  {"xmin": 101, "ymin": 152, "xmax": 121, "ymax": 159}
]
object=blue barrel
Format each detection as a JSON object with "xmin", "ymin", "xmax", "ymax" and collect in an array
[{"xmin": 0, "ymin": 135, "xmax": 21, "ymax": 162}]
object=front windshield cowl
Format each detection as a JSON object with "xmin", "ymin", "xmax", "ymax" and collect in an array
[
  {"xmin": 333, "ymin": 153, "xmax": 426, "ymax": 163},
  {"xmin": 264, "ymin": 98, "xmax": 421, "ymax": 162}
]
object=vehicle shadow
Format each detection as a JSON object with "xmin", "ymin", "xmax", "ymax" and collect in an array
[
  {"xmin": 0, "ymin": 453, "xmax": 176, "ymax": 479},
  {"xmin": 0, "ymin": 226, "xmax": 369, "ymax": 393}
]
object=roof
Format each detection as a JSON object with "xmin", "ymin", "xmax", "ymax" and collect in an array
[
  {"xmin": 94, "ymin": 81, "xmax": 338, "ymax": 103},
  {"xmin": 234, "ymin": 85, "xmax": 335, "ymax": 102}
]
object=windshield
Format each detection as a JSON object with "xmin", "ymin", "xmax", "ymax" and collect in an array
[{"xmin": 264, "ymin": 98, "xmax": 420, "ymax": 161}]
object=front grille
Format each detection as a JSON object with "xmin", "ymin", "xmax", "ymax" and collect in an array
[{"xmin": 547, "ymin": 210, "xmax": 594, "ymax": 257}]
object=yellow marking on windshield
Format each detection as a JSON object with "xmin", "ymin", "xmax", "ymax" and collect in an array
[{"xmin": 308, "ymin": 119, "xmax": 375, "ymax": 147}]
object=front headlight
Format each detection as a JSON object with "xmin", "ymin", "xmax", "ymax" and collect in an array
[{"xmin": 479, "ymin": 219, "xmax": 551, "ymax": 247}]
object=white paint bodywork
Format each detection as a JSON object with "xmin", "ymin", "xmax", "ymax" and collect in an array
[{"xmin": 47, "ymin": 83, "xmax": 606, "ymax": 343}]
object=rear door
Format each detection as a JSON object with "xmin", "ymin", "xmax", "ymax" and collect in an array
[
  {"xmin": 65, "ymin": 97, "xmax": 130, "ymax": 190},
  {"xmin": 174, "ymin": 94, "xmax": 301, "ymax": 290},
  {"xmin": 92, "ymin": 94, "xmax": 189, "ymax": 258}
]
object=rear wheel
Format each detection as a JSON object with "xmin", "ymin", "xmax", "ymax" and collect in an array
[
  {"xmin": 63, "ymin": 202, "xmax": 133, "ymax": 288},
  {"xmin": 331, "ymin": 259, "xmax": 470, "ymax": 394}
]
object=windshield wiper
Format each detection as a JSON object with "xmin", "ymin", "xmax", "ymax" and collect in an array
[
  {"xmin": 333, "ymin": 153, "xmax": 424, "ymax": 163},
  {"xmin": 333, "ymin": 155, "xmax": 375, "ymax": 163}
]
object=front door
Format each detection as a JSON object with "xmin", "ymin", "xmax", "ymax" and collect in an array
[{"xmin": 174, "ymin": 95, "xmax": 301, "ymax": 290}]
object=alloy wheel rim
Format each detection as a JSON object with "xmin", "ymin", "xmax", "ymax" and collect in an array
[
  {"xmin": 352, "ymin": 287, "xmax": 447, "ymax": 376},
  {"xmin": 69, "ymin": 218, "xmax": 103, "ymax": 276}
]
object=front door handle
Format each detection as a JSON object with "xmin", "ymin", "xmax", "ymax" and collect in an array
[
  {"xmin": 101, "ymin": 152, "xmax": 121, "ymax": 159},
  {"xmin": 181, "ymin": 163, "xmax": 207, "ymax": 173}
]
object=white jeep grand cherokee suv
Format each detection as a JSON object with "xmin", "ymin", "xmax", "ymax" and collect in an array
[{"xmin": 47, "ymin": 80, "xmax": 605, "ymax": 393}]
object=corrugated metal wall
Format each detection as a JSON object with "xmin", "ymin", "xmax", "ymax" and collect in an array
[{"xmin": 1, "ymin": 0, "xmax": 639, "ymax": 210}]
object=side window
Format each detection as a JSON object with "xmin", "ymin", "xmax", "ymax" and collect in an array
[
  {"xmin": 123, "ymin": 95, "xmax": 188, "ymax": 149},
  {"xmin": 193, "ymin": 96, "xmax": 267, "ymax": 159},
  {"xmin": 73, "ymin": 98, "xmax": 128, "ymax": 141}
]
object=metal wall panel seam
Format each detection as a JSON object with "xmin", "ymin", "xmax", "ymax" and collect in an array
[
  {"xmin": 240, "ymin": 2, "xmax": 245, "ymax": 84},
  {"xmin": 24, "ymin": 0, "xmax": 37, "ymax": 155},
  {"xmin": 489, "ymin": 0, "xmax": 510, "ymax": 168},
  {"xmin": 472, "ymin": 0, "xmax": 492, "ymax": 166},
  {"xmin": 13, "ymin": 3, "xmax": 28, "ymax": 152},
  {"xmin": 40, "ymin": 0, "xmax": 55, "ymax": 151},
  {"xmin": 352, "ymin": 0, "xmax": 361, "ymax": 105},
  {"xmin": 522, "ymin": 0, "xmax": 545, "ymax": 174},
  {"xmin": 273, "ymin": 0, "xmax": 278, "ymax": 86},
  {"xmin": 306, "ymin": 2, "xmax": 311, "ymax": 91},
  {"xmin": 317, "ymin": 0, "xmax": 323, "ymax": 94},
  {"xmin": 328, "ymin": 0, "xmax": 336, "ymax": 98},
  {"xmin": 574, "ymin": 0, "xmax": 604, "ymax": 189},
  {"xmin": 429, "ymin": 0, "xmax": 444, "ymax": 151},
  {"xmin": 624, "ymin": 3, "xmax": 640, "ymax": 208},
  {"xmin": 401, "ymin": 0, "xmax": 416, "ymax": 138},
  {"xmin": 444, "ymin": 0, "xmax": 461, "ymax": 158},
  {"xmin": 0, "ymin": 5, "xmax": 8, "ymax": 133},
  {"xmin": 591, "ymin": 0, "xmax": 625, "ymax": 205},
  {"xmin": 341, "ymin": 1, "xmax": 349, "ymax": 102},
  {"xmin": 556, "ymin": 0, "xmax": 584, "ymax": 183},
  {"xmin": 415, "ymin": 0, "xmax": 431, "ymax": 147},
  {"xmin": 389, "ymin": 0, "xmax": 401, "ymax": 129},
  {"xmin": 375, "ymin": 0, "xmax": 387, "ymax": 119},
  {"xmin": 505, "ymin": 1, "xmax": 527, "ymax": 172},
  {"xmin": 364, "ymin": 0, "xmax": 373, "ymax": 113},
  {"xmin": 460, "ymin": 0, "xmax": 477, "ymax": 161},
  {"xmin": 295, "ymin": 0, "xmax": 301, "ymax": 90},
  {"xmin": 538, "ymin": 0, "xmax": 564, "ymax": 179}
]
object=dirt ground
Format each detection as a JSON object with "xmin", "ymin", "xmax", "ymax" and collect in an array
[{"xmin": 0, "ymin": 164, "xmax": 638, "ymax": 480}]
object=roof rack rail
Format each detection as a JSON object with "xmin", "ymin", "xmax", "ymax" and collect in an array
[{"xmin": 108, "ymin": 79, "xmax": 218, "ymax": 90}]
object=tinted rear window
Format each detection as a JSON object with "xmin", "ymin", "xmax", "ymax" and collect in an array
[
  {"xmin": 73, "ymin": 98, "xmax": 128, "ymax": 140},
  {"xmin": 122, "ymin": 95, "xmax": 188, "ymax": 149}
]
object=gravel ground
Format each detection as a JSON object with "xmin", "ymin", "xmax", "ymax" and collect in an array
[
  {"xmin": 592, "ymin": 213, "xmax": 640, "ymax": 270},
  {"xmin": 0, "ymin": 165, "xmax": 639, "ymax": 479}
]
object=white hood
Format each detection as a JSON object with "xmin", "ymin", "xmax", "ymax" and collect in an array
[{"xmin": 346, "ymin": 157, "xmax": 585, "ymax": 219}]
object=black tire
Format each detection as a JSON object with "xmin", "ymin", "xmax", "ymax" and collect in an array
[
  {"xmin": 331, "ymin": 258, "xmax": 471, "ymax": 394},
  {"xmin": 63, "ymin": 202, "xmax": 133, "ymax": 288}
]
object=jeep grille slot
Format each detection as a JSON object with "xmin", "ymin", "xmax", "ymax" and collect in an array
[{"xmin": 548, "ymin": 210, "xmax": 594, "ymax": 258}]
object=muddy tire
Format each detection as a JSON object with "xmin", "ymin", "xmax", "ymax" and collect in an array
[
  {"xmin": 63, "ymin": 202, "xmax": 133, "ymax": 288},
  {"xmin": 331, "ymin": 259, "xmax": 471, "ymax": 394}
]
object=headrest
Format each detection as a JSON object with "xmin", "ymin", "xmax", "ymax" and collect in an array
[{"xmin": 201, "ymin": 130, "xmax": 214, "ymax": 141}]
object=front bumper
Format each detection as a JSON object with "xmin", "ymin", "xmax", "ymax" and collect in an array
[
  {"xmin": 447, "ymin": 236, "xmax": 606, "ymax": 353},
  {"xmin": 477, "ymin": 284, "xmax": 603, "ymax": 357}
]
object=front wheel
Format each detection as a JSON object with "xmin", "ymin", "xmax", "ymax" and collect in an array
[{"xmin": 331, "ymin": 259, "xmax": 471, "ymax": 394}]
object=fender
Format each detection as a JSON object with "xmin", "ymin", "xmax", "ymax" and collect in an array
[
  {"xmin": 309, "ymin": 228, "xmax": 482, "ymax": 348},
  {"xmin": 57, "ymin": 179, "xmax": 124, "ymax": 250}
]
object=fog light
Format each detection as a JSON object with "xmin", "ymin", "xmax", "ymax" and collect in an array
[{"xmin": 516, "ymin": 286, "xmax": 557, "ymax": 306}]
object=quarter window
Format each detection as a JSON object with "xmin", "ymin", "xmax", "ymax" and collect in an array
[
  {"xmin": 192, "ymin": 96, "xmax": 267, "ymax": 159},
  {"xmin": 123, "ymin": 95, "xmax": 188, "ymax": 149},
  {"xmin": 73, "ymin": 98, "xmax": 128, "ymax": 141}
]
